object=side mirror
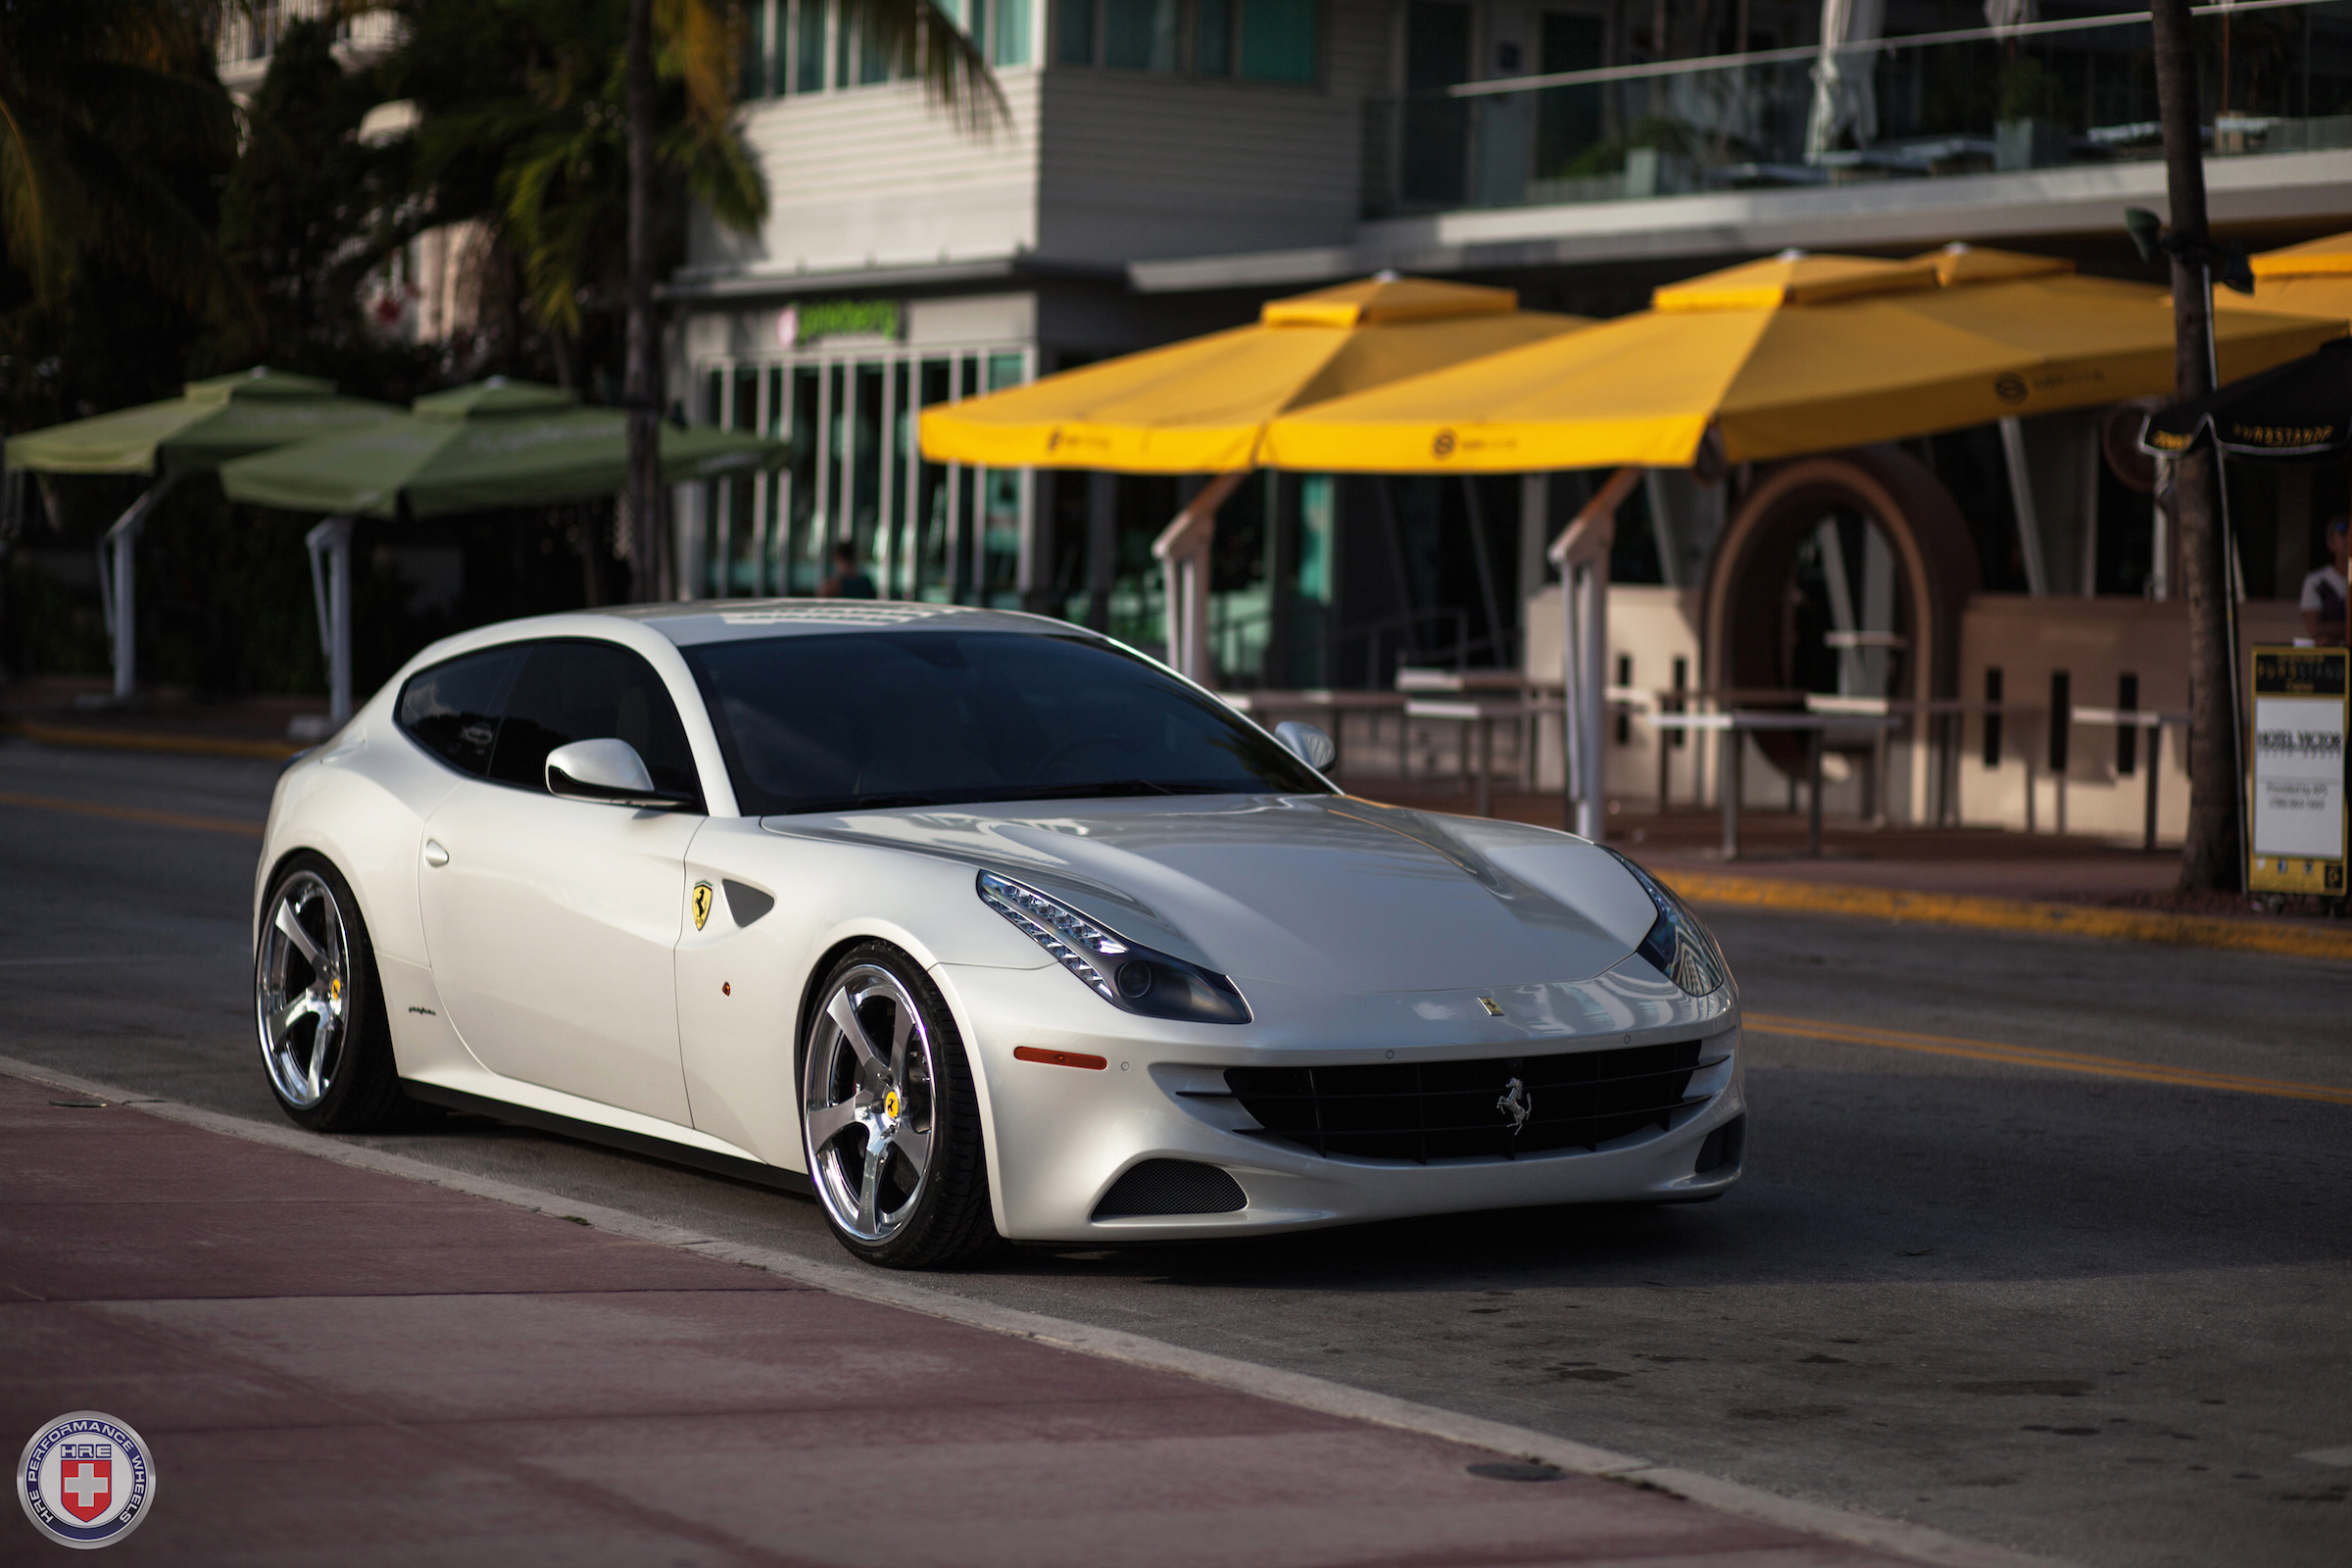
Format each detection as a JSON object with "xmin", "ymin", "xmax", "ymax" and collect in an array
[
  {"xmin": 545, "ymin": 738, "xmax": 695, "ymax": 809},
  {"xmin": 1273, "ymin": 720, "xmax": 1336, "ymax": 771}
]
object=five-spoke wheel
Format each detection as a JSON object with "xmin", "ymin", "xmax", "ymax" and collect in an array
[
  {"xmin": 254, "ymin": 853, "xmax": 409, "ymax": 1132},
  {"xmin": 801, "ymin": 945, "xmax": 995, "ymax": 1267},
  {"xmin": 258, "ymin": 869, "xmax": 352, "ymax": 1110}
]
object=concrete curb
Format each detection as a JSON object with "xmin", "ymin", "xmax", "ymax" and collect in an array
[
  {"xmin": 0, "ymin": 1052, "xmax": 2074, "ymax": 1568},
  {"xmin": 0, "ymin": 716, "xmax": 305, "ymax": 761},
  {"xmin": 1658, "ymin": 868, "xmax": 2352, "ymax": 963}
]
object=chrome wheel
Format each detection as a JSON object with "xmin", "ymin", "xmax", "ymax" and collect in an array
[
  {"xmin": 803, "ymin": 963, "xmax": 938, "ymax": 1245},
  {"xmin": 257, "ymin": 870, "xmax": 351, "ymax": 1109}
]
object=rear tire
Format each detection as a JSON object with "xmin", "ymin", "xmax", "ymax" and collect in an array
[
  {"xmin": 256, "ymin": 852, "xmax": 411, "ymax": 1133},
  {"xmin": 800, "ymin": 942, "xmax": 999, "ymax": 1269}
]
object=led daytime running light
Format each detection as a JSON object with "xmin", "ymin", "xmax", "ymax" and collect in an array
[{"xmin": 977, "ymin": 870, "xmax": 1129, "ymax": 1001}]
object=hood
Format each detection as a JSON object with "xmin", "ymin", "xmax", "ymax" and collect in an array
[{"xmin": 766, "ymin": 795, "xmax": 1658, "ymax": 993}]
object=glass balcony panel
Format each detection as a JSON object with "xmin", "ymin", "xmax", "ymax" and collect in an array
[{"xmin": 1362, "ymin": 1, "xmax": 2352, "ymax": 219}]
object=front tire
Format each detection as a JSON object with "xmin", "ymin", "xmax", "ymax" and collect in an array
[
  {"xmin": 256, "ymin": 852, "xmax": 410, "ymax": 1132},
  {"xmin": 800, "ymin": 943, "xmax": 998, "ymax": 1269}
]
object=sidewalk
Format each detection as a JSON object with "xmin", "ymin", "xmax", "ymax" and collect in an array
[
  {"xmin": 0, "ymin": 1070, "xmax": 1935, "ymax": 1568},
  {"xmin": 0, "ymin": 676, "xmax": 313, "ymax": 759}
]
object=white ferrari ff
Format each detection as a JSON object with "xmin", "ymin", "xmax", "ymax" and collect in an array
[{"xmin": 253, "ymin": 602, "xmax": 1743, "ymax": 1268}]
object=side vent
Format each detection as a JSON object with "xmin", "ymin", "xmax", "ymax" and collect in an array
[
  {"xmin": 1092, "ymin": 1158, "xmax": 1247, "ymax": 1219},
  {"xmin": 723, "ymin": 879, "xmax": 775, "ymax": 926}
]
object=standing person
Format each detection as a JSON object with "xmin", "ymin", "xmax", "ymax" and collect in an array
[
  {"xmin": 820, "ymin": 540, "xmax": 878, "ymax": 600},
  {"xmin": 2302, "ymin": 514, "xmax": 2348, "ymax": 645}
]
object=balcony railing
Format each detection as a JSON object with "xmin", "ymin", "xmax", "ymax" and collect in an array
[{"xmin": 1362, "ymin": 0, "xmax": 2352, "ymax": 219}]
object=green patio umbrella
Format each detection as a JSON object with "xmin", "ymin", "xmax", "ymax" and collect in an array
[
  {"xmin": 3, "ymin": 368, "xmax": 401, "ymax": 701},
  {"xmin": 219, "ymin": 376, "xmax": 784, "ymax": 516},
  {"xmin": 220, "ymin": 377, "xmax": 787, "ymax": 723}
]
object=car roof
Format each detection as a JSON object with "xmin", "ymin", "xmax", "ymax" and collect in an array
[{"xmin": 597, "ymin": 600, "xmax": 1089, "ymax": 648}]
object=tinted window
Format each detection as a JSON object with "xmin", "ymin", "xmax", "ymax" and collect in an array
[
  {"xmin": 396, "ymin": 648, "xmax": 518, "ymax": 776},
  {"xmin": 488, "ymin": 640, "xmax": 702, "ymax": 803},
  {"xmin": 681, "ymin": 630, "xmax": 1331, "ymax": 815}
]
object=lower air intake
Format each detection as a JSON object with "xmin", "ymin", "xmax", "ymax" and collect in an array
[{"xmin": 1093, "ymin": 1158, "xmax": 1248, "ymax": 1219}]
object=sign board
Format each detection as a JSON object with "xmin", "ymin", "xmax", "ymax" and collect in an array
[
  {"xmin": 777, "ymin": 300, "xmax": 902, "ymax": 348},
  {"xmin": 2248, "ymin": 645, "xmax": 2348, "ymax": 897}
]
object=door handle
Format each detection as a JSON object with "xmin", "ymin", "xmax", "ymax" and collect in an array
[{"xmin": 423, "ymin": 840, "xmax": 450, "ymax": 868}]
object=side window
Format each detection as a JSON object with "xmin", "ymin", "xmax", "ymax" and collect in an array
[
  {"xmin": 487, "ymin": 640, "xmax": 702, "ymax": 805},
  {"xmin": 396, "ymin": 648, "xmax": 519, "ymax": 776}
]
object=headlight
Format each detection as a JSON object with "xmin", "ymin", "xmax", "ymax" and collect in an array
[
  {"xmin": 976, "ymin": 870, "xmax": 1250, "ymax": 1025},
  {"xmin": 1602, "ymin": 849, "xmax": 1730, "ymax": 997}
]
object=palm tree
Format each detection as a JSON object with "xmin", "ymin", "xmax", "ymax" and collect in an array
[
  {"xmin": 622, "ymin": 0, "xmax": 1004, "ymax": 600},
  {"xmin": 2148, "ymin": 0, "xmax": 2238, "ymax": 891},
  {"xmin": 0, "ymin": 0, "xmax": 240, "ymax": 315}
]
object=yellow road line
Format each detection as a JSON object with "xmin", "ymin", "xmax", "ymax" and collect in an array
[
  {"xmin": 2, "ymin": 718, "xmax": 303, "ymax": 761},
  {"xmin": 1744, "ymin": 1010, "xmax": 2352, "ymax": 1106},
  {"xmin": 1657, "ymin": 868, "xmax": 2352, "ymax": 964},
  {"xmin": 0, "ymin": 791, "xmax": 264, "ymax": 839}
]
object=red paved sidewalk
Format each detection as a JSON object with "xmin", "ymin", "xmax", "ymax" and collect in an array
[{"xmin": 0, "ymin": 1072, "xmax": 1907, "ymax": 1567}]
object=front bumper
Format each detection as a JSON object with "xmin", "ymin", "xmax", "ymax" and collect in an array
[{"xmin": 936, "ymin": 958, "xmax": 1744, "ymax": 1244}]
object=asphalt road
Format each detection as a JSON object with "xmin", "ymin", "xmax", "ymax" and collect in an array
[{"xmin": 3, "ymin": 734, "xmax": 2347, "ymax": 1568}]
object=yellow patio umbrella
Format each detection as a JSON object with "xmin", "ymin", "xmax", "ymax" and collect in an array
[
  {"xmin": 2245, "ymin": 229, "xmax": 2352, "ymax": 325},
  {"xmin": 1259, "ymin": 248, "xmax": 2344, "ymax": 474},
  {"xmin": 916, "ymin": 274, "xmax": 1586, "ymax": 473},
  {"xmin": 918, "ymin": 274, "xmax": 1587, "ymax": 682}
]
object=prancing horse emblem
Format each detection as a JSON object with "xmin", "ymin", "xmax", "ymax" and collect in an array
[
  {"xmin": 691, "ymin": 882, "xmax": 714, "ymax": 931},
  {"xmin": 1495, "ymin": 1076, "xmax": 1531, "ymax": 1134}
]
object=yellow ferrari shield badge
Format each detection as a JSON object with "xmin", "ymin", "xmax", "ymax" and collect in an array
[{"xmin": 691, "ymin": 882, "xmax": 714, "ymax": 931}]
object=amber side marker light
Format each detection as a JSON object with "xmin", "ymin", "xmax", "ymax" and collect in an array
[{"xmin": 1014, "ymin": 1047, "xmax": 1109, "ymax": 1070}]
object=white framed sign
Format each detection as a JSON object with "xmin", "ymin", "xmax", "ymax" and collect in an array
[{"xmin": 2248, "ymin": 646, "xmax": 2348, "ymax": 898}]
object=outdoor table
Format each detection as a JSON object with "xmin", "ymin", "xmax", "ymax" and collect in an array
[
  {"xmin": 1803, "ymin": 695, "xmax": 2046, "ymax": 829},
  {"xmin": 1396, "ymin": 668, "xmax": 1552, "ymax": 790},
  {"xmin": 1394, "ymin": 666, "xmax": 1533, "ymax": 693},
  {"xmin": 1402, "ymin": 697, "xmax": 1531, "ymax": 818},
  {"xmin": 2065, "ymin": 707, "xmax": 2188, "ymax": 850},
  {"xmin": 1649, "ymin": 710, "xmax": 1901, "ymax": 859}
]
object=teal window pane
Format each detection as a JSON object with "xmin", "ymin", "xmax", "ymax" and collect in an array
[
  {"xmin": 1057, "ymin": 0, "xmax": 1095, "ymax": 64},
  {"xmin": 1194, "ymin": 0, "xmax": 1231, "ymax": 74},
  {"xmin": 993, "ymin": 0, "xmax": 1031, "ymax": 65},
  {"xmin": 794, "ymin": 0, "xmax": 826, "ymax": 91},
  {"xmin": 1102, "ymin": 0, "xmax": 1176, "ymax": 70},
  {"xmin": 987, "ymin": 352, "xmax": 1025, "ymax": 391},
  {"xmin": 1239, "ymin": 0, "xmax": 1314, "ymax": 81},
  {"xmin": 740, "ymin": 0, "xmax": 767, "ymax": 98}
]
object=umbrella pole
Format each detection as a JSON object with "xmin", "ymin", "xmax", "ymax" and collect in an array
[
  {"xmin": 93, "ymin": 474, "xmax": 181, "ymax": 703},
  {"xmin": 1550, "ymin": 466, "xmax": 1641, "ymax": 838},
  {"xmin": 1997, "ymin": 417, "xmax": 2050, "ymax": 596},
  {"xmin": 306, "ymin": 516, "xmax": 356, "ymax": 728},
  {"xmin": 1152, "ymin": 470, "xmax": 1250, "ymax": 686}
]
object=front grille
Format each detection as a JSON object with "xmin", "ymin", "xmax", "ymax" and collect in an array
[{"xmin": 1222, "ymin": 1041, "xmax": 1711, "ymax": 1164}]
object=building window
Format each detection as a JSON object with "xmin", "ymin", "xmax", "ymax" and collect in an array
[
  {"xmin": 753, "ymin": 0, "xmax": 1031, "ymax": 99},
  {"xmin": 1238, "ymin": 0, "xmax": 1315, "ymax": 81},
  {"xmin": 1057, "ymin": 0, "xmax": 1311, "ymax": 79},
  {"xmin": 1194, "ymin": 0, "xmax": 1232, "ymax": 74},
  {"xmin": 695, "ymin": 338, "xmax": 1032, "ymax": 606},
  {"xmin": 1103, "ymin": 0, "xmax": 1179, "ymax": 71}
]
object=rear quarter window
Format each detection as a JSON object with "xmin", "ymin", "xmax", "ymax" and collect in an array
[{"xmin": 395, "ymin": 647, "xmax": 520, "ymax": 776}]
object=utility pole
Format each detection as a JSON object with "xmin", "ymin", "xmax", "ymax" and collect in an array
[
  {"xmin": 2149, "ymin": 0, "xmax": 2240, "ymax": 890},
  {"xmin": 623, "ymin": 0, "xmax": 665, "ymax": 604}
]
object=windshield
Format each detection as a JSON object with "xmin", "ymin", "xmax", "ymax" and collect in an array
[{"xmin": 681, "ymin": 629, "xmax": 1333, "ymax": 814}]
